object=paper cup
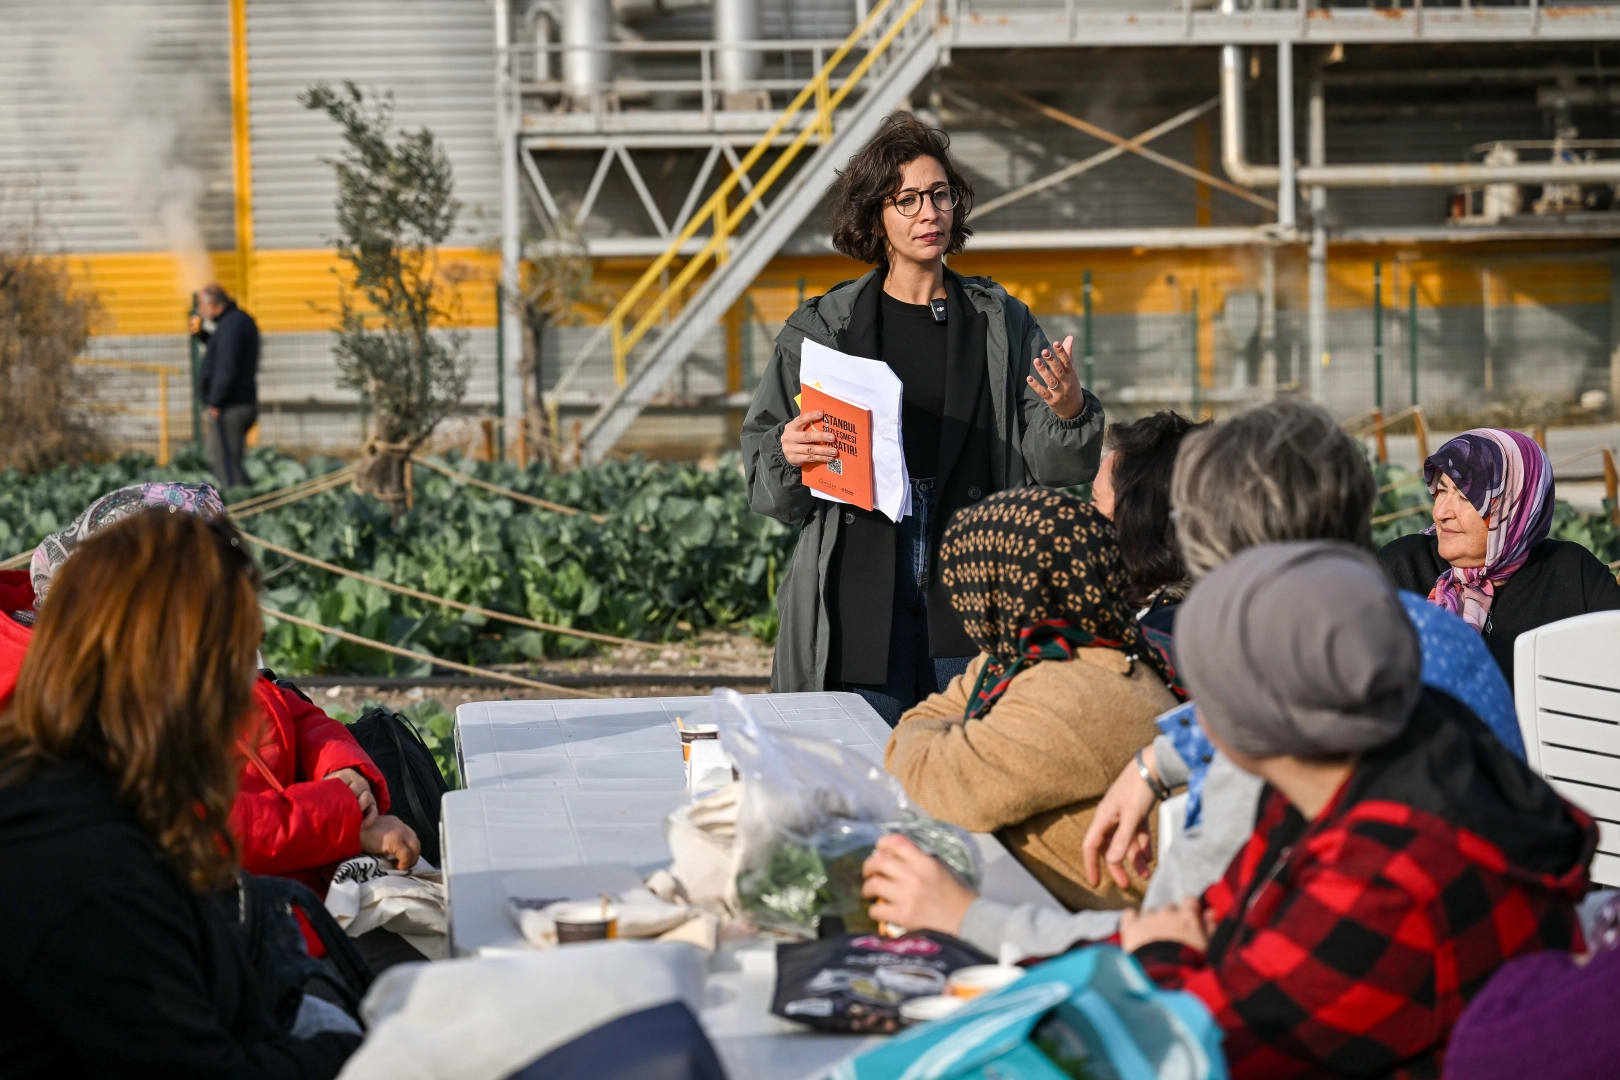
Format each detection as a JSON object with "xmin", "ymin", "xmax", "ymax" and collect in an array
[
  {"xmin": 945, "ymin": 965, "xmax": 1024, "ymax": 999},
  {"xmin": 551, "ymin": 901, "xmax": 619, "ymax": 944},
  {"xmin": 678, "ymin": 722, "xmax": 720, "ymax": 762},
  {"xmin": 899, "ymin": 995, "xmax": 967, "ymax": 1024}
]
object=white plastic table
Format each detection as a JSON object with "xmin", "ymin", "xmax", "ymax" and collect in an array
[{"xmin": 443, "ymin": 691, "xmax": 1065, "ymax": 1080}]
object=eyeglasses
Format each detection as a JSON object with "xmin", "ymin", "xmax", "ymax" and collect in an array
[{"xmin": 887, "ymin": 185, "xmax": 960, "ymax": 218}]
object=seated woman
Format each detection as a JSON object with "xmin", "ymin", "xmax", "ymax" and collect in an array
[
  {"xmin": 0, "ymin": 509, "xmax": 359, "ymax": 1077},
  {"xmin": 0, "ymin": 485, "xmax": 418, "ymax": 950},
  {"xmin": 864, "ymin": 400, "xmax": 1523, "ymax": 962},
  {"xmin": 883, "ymin": 487, "xmax": 1178, "ymax": 910},
  {"xmin": 1379, "ymin": 428, "xmax": 1620, "ymax": 689},
  {"xmin": 871, "ymin": 542, "xmax": 1594, "ymax": 1079},
  {"xmin": 1089, "ymin": 411, "xmax": 1202, "ymax": 636}
]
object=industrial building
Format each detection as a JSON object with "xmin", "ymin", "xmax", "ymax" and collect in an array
[{"xmin": 6, "ymin": 0, "xmax": 1620, "ymax": 461}]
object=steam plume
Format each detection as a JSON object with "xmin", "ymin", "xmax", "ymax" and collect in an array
[{"xmin": 57, "ymin": 3, "xmax": 220, "ymax": 293}]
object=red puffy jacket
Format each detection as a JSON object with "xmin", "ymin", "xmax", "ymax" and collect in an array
[{"xmin": 0, "ymin": 570, "xmax": 390, "ymax": 896}]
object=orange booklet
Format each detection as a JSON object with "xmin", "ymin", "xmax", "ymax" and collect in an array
[{"xmin": 801, "ymin": 384, "xmax": 875, "ymax": 511}]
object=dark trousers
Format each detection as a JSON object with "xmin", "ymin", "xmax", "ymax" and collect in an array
[
  {"xmin": 844, "ymin": 477, "xmax": 974, "ymax": 726},
  {"xmin": 207, "ymin": 404, "xmax": 258, "ymax": 489}
]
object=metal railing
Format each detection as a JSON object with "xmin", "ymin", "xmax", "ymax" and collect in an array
[
  {"xmin": 505, "ymin": 38, "xmax": 878, "ymax": 124},
  {"xmin": 77, "ymin": 358, "xmax": 184, "ymax": 465},
  {"xmin": 591, "ymin": 0, "xmax": 932, "ymax": 387}
]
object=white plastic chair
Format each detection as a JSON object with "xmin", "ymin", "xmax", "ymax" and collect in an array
[{"xmin": 1514, "ymin": 610, "xmax": 1620, "ymax": 888}]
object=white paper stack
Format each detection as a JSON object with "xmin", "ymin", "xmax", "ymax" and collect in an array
[{"xmin": 799, "ymin": 340, "xmax": 910, "ymax": 522}]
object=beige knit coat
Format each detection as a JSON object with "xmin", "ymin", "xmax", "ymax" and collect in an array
[{"xmin": 885, "ymin": 650, "xmax": 1174, "ymax": 912}]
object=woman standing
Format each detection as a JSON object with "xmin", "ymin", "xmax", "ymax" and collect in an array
[
  {"xmin": 741, "ymin": 113, "xmax": 1104, "ymax": 719},
  {"xmin": 1379, "ymin": 428, "xmax": 1620, "ymax": 688}
]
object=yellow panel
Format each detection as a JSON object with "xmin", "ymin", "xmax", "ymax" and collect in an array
[
  {"xmin": 69, "ymin": 249, "xmax": 500, "ymax": 337},
  {"xmin": 64, "ymin": 253, "xmax": 242, "ymax": 336}
]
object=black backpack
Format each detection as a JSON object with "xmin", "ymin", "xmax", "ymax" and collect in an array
[
  {"xmin": 219, "ymin": 871, "xmax": 375, "ymax": 1032},
  {"xmin": 347, "ymin": 707, "xmax": 451, "ymax": 867}
]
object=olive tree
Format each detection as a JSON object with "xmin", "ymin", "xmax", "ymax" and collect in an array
[
  {"xmin": 520, "ymin": 208, "xmax": 595, "ymax": 465},
  {"xmin": 301, "ymin": 81, "xmax": 471, "ymax": 514}
]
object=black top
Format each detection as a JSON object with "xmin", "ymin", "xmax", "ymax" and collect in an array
[
  {"xmin": 0, "ymin": 765, "xmax": 357, "ymax": 1079},
  {"xmin": 197, "ymin": 303, "xmax": 261, "ymax": 408},
  {"xmin": 827, "ymin": 272, "xmax": 996, "ymax": 680},
  {"xmin": 877, "ymin": 290, "xmax": 947, "ymax": 478},
  {"xmin": 1378, "ymin": 533, "xmax": 1620, "ymax": 691}
]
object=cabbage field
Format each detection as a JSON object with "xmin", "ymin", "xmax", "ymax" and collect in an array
[
  {"xmin": 2, "ymin": 445, "xmax": 1615, "ymax": 680},
  {"xmin": 0, "ymin": 446, "xmax": 795, "ymax": 676}
]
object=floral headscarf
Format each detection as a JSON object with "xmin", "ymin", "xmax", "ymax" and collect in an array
[
  {"xmin": 939, "ymin": 487, "xmax": 1172, "ymax": 719},
  {"xmin": 29, "ymin": 483, "xmax": 226, "ymax": 611},
  {"xmin": 1422, "ymin": 429, "xmax": 1554, "ymax": 632}
]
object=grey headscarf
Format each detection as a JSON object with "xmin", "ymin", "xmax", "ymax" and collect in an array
[{"xmin": 1175, "ymin": 540, "xmax": 1422, "ymax": 759}]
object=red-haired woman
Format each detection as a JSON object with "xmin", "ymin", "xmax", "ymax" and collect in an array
[
  {"xmin": 0, "ymin": 510, "xmax": 358, "ymax": 1077},
  {"xmin": 741, "ymin": 112, "xmax": 1105, "ymax": 722}
]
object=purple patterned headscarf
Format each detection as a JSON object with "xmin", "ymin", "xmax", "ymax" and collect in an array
[
  {"xmin": 1421, "ymin": 429, "xmax": 1554, "ymax": 632},
  {"xmin": 29, "ymin": 483, "xmax": 226, "ymax": 610}
]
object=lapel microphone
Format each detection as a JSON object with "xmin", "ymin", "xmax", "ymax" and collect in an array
[{"xmin": 929, "ymin": 297, "xmax": 947, "ymax": 324}]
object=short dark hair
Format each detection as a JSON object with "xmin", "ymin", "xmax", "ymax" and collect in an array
[
  {"xmin": 828, "ymin": 112, "xmax": 974, "ymax": 266},
  {"xmin": 1172, "ymin": 399, "xmax": 1377, "ymax": 579},
  {"xmin": 200, "ymin": 283, "xmax": 230, "ymax": 306},
  {"xmin": 1107, "ymin": 411, "xmax": 1205, "ymax": 604}
]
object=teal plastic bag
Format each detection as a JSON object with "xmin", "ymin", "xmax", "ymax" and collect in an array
[{"xmin": 832, "ymin": 946, "xmax": 1226, "ymax": 1080}]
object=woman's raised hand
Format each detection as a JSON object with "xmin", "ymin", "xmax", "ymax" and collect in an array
[
  {"xmin": 1028, "ymin": 336, "xmax": 1086, "ymax": 421},
  {"xmin": 780, "ymin": 410, "xmax": 839, "ymax": 469}
]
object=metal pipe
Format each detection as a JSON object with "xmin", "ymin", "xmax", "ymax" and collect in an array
[
  {"xmin": 1373, "ymin": 260, "xmax": 1384, "ymax": 410},
  {"xmin": 715, "ymin": 0, "xmax": 761, "ymax": 98},
  {"xmin": 1260, "ymin": 245, "xmax": 1277, "ymax": 398},
  {"xmin": 1408, "ymin": 281, "xmax": 1419, "ymax": 409},
  {"xmin": 1307, "ymin": 71, "xmax": 1326, "ymax": 403},
  {"xmin": 497, "ymin": 0, "xmax": 525, "ymax": 450},
  {"xmin": 1082, "ymin": 268, "xmax": 1095, "ymax": 391},
  {"xmin": 1222, "ymin": 45, "xmax": 1620, "ymax": 189},
  {"xmin": 563, "ymin": 0, "xmax": 613, "ymax": 105},
  {"xmin": 1276, "ymin": 41, "xmax": 1295, "ymax": 231}
]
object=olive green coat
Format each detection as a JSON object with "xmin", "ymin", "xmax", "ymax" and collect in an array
[{"xmin": 740, "ymin": 269, "xmax": 1106, "ymax": 693}]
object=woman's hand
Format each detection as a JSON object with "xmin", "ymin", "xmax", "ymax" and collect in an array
[
  {"xmin": 1028, "ymin": 336, "xmax": 1086, "ymax": 421},
  {"xmin": 1119, "ymin": 896, "xmax": 1208, "ymax": 954},
  {"xmin": 327, "ymin": 767, "xmax": 377, "ymax": 821},
  {"xmin": 780, "ymin": 410, "xmax": 839, "ymax": 469},
  {"xmin": 361, "ymin": 814, "xmax": 422, "ymax": 870},
  {"xmin": 862, "ymin": 833, "xmax": 978, "ymax": 936},
  {"xmin": 1081, "ymin": 746, "xmax": 1159, "ymax": 890}
]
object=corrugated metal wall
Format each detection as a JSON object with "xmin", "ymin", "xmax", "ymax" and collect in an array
[
  {"xmin": 244, "ymin": 0, "xmax": 504, "ymax": 450},
  {"xmin": 0, "ymin": 0, "xmax": 235, "ymax": 254},
  {"xmin": 247, "ymin": 0, "xmax": 501, "ymax": 250}
]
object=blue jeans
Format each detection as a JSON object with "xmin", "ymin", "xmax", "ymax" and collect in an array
[{"xmin": 845, "ymin": 477, "xmax": 975, "ymax": 726}]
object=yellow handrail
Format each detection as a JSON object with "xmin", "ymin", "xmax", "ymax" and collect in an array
[
  {"xmin": 77, "ymin": 358, "xmax": 183, "ymax": 466},
  {"xmin": 605, "ymin": 0, "xmax": 932, "ymax": 384}
]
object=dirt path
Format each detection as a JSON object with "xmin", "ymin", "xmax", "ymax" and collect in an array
[{"xmin": 288, "ymin": 630, "xmax": 774, "ymax": 717}]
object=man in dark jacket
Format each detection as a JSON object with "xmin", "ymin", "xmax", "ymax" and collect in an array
[{"xmin": 191, "ymin": 283, "xmax": 260, "ymax": 488}]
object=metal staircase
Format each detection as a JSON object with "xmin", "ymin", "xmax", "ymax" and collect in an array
[{"xmin": 570, "ymin": 0, "xmax": 940, "ymax": 462}]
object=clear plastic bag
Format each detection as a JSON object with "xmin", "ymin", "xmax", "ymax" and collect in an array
[{"xmin": 714, "ymin": 689, "xmax": 981, "ymax": 938}]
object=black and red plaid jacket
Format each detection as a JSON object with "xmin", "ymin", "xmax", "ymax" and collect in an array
[{"xmin": 1136, "ymin": 690, "xmax": 1596, "ymax": 1080}]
